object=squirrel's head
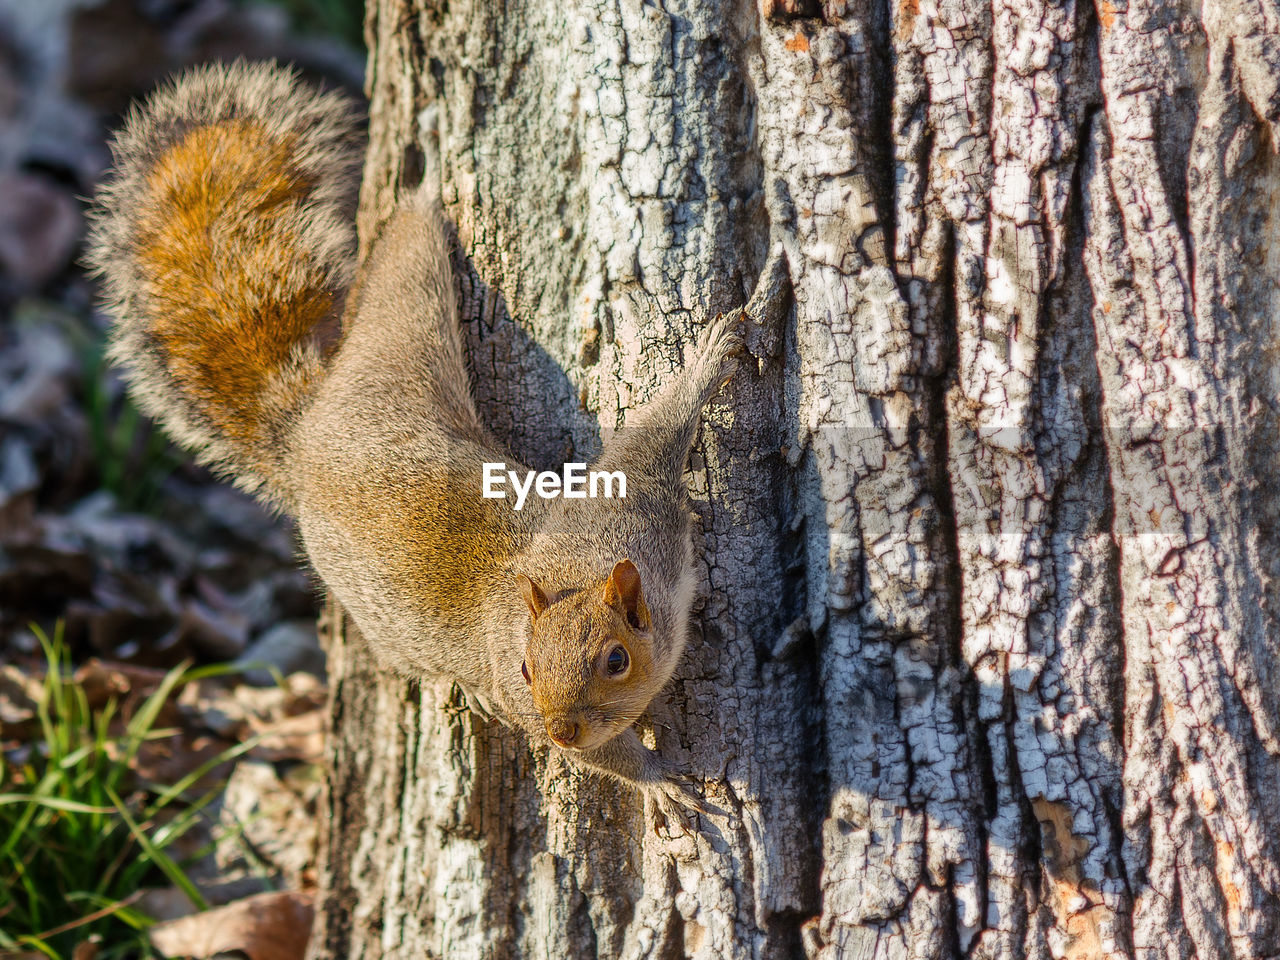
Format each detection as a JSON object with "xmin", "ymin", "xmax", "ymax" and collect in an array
[{"xmin": 515, "ymin": 559, "xmax": 659, "ymax": 752}]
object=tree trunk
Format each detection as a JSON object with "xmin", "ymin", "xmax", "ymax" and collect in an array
[{"xmin": 308, "ymin": 0, "xmax": 1280, "ymax": 956}]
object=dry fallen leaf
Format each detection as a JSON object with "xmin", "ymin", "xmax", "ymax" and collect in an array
[
  {"xmin": 0, "ymin": 664, "xmax": 42, "ymax": 740},
  {"xmin": 247, "ymin": 710, "xmax": 325, "ymax": 764},
  {"xmin": 0, "ymin": 172, "xmax": 82, "ymax": 289},
  {"xmin": 74, "ymin": 659, "xmax": 168, "ymax": 712},
  {"xmin": 148, "ymin": 892, "xmax": 313, "ymax": 960},
  {"xmin": 218, "ymin": 761, "xmax": 322, "ymax": 891}
]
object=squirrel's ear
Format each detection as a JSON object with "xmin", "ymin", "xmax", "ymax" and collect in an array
[
  {"xmin": 603, "ymin": 559, "xmax": 650, "ymax": 631},
  {"xmin": 516, "ymin": 574, "xmax": 551, "ymax": 621}
]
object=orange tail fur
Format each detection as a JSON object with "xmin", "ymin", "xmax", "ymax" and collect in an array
[{"xmin": 87, "ymin": 61, "xmax": 362, "ymax": 507}]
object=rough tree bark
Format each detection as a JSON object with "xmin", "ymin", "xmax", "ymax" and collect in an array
[{"xmin": 308, "ymin": 0, "xmax": 1280, "ymax": 957}]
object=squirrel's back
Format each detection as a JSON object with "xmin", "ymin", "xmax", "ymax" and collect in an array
[{"xmin": 87, "ymin": 61, "xmax": 362, "ymax": 507}]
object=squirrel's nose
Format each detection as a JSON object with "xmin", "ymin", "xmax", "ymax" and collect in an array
[{"xmin": 547, "ymin": 718, "xmax": 579, "ymax": 747}]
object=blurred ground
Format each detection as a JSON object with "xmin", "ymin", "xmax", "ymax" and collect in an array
[{"xmin": 0, "ymin": 1, "xmax": 363, "ymax": 955}]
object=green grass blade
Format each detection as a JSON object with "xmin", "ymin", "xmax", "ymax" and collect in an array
[
  {"xmin": 67, "ymin": 892, "xmax": 154, "ymax": 933},
  {"xmin": 15, "ymin": 935, "xmax": 62, "ymax": 959},
  {"xmin": 181, "ymin": 659, "xmax": 285, "ymax": 687},
  {"xmin": 122, "ymin": 660, "xmax": 191, "ymax": 765},
  {"xmin": 144, "ymin": 735, "xmax": 258, "ymax": 814},
  {"xmin": 104, "ymin": 786, "xmax": 207, "ymax": 912},
  {"xmin": 0, "ymin": 795, "xmax": 115, "ymax": 814}
]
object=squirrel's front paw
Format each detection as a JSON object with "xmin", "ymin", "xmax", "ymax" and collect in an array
[
  {"xmin": 643, "ymin": 767, "xmax": 709, "ymax": 836},
  {"xmin": 579, "ymin": 729, "xmax": 712, "ymax": 833},
  {"xmin": 694, "ymin": 310, "xmax": 747, "ymax": 397}
]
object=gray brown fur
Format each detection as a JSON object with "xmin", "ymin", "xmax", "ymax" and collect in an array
[{"xmin": 88, "ymin": 62, "xmax": 741, "ymax": 819}]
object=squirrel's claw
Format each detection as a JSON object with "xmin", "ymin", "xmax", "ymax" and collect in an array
[
  {"xmin": 646, "ymin": 769, "xmax": 709, "ymax": 836},
  {"xmin": 458, "ymin": 684, "xmax": 499, "ymax": 722}
]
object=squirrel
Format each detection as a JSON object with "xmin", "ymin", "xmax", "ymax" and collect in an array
[{"xmin": 87, "ymin": 61, "xmax": 742, "ymax": 821}]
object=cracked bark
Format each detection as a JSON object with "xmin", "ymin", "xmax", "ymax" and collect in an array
[{"xmin": 307, "ymin": 0, "xmax": 1280, "ymax": 957}]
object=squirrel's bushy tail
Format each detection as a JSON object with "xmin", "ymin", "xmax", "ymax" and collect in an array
[{"xmin": 87, "ymin": 61, "xmax": 362, "ymax": 507}]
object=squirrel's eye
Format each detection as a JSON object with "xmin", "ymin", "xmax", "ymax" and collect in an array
[
  {"xmin": 606, "ymin": 646, "xmax": 629, "ymax": 676},
  {"xmin": 521, "ymin": 661, "xmax": 531, "ymax": 684}
]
